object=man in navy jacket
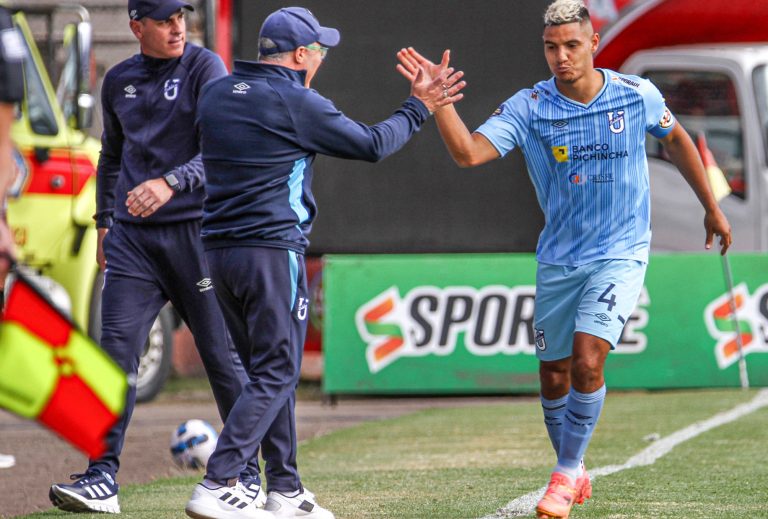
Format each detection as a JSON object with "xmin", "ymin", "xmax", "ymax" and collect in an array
[
  {"xmin": 50, "ymin": 0, "xmax": 261, "ymax": 513},
  {"xmin": 185, "ymin": 6, "xmax": 465, "ymax": 519}
]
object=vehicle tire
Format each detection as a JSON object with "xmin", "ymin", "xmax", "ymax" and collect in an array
[{"xmin": 88, "ymin": 271, "xmax": 174, "ymax": 403}]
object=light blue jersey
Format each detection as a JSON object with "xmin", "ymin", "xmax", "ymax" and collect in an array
[{"xmin": 476, "ymin": 69, "xmax": 675, "ymax": 266}]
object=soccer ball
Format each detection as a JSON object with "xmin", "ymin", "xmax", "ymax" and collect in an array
[{"xmin": 170, "ymin": 419, "xmax": 218, "ymax": 470}]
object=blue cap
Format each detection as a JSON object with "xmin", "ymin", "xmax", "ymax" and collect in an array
[
  {"xmin": 258, "ymin": 7, "xmax": 340, "ymax": 56},
  {"xmin": 128, "ymin": 0, "xmax": 193, "ymax": 21}
]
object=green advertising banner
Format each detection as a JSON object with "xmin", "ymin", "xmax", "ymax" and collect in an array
[{"xmin": 323, "ymin": 253, "xmax": 768, "ymax": 394}]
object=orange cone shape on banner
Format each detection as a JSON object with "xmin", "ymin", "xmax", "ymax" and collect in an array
[
  {"xmin": 0, "ymin": 273, "xmax": 127, "ymax": 458},
  {"xmin": 696, "ymin": 132, "xmax": 732, "ymax": 202}
]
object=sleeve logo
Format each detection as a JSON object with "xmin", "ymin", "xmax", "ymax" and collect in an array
[{"xmin": 659, "ymin": 107, "xmax": 674, "ymax": 129}]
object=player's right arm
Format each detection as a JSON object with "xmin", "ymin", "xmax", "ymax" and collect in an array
[
  {"xmin": 396, "ymin": 48, "xmax": 500, "ymax": 168},
  {"xmin": 433, "ymin": 105, "xmax": 500, "ymax": 167}
]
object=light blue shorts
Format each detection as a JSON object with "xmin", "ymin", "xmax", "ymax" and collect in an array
[{"xmin": 533, "ymin": 259, "xmax": 647, "ymax": 361}]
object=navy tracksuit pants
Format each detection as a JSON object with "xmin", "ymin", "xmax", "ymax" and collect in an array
[
  {"xmin": 89, "ymin": 220, "xmax": 261, "ymax": 480},
  {"xmin": 204, "ymin": 246, "xmax": 306, "ymax": 492}
]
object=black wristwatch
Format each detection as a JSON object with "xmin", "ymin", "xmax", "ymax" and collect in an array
[{"xmin": 163, "ymin": 172, "xmax": 182, "ymax": 192}]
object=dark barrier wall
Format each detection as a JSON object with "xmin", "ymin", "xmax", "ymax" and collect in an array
[{"xmin": 234, "ymin": 1, "xmax": 552, "ymax": 254}]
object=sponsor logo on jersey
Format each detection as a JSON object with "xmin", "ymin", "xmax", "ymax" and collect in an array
[
  {"xmin": 608, "ymin": 110, "xmax": 626, "ymax": 134},
  {"xmin": 233, "ymin": 82, "xmax": 250, "ymax": 95},
  {"xmin": 164, "ymin": 78, "xmax": 180, "ymax": 101},
  {"xmin": 552, "ymin": 119, "xmax": 569, "ymax": 130},
  {"xmin": 124, "ymin": 85, "xmax": 137, "ymax": 99},
  {"xmin": 619, "ymin": 76, "xmax": 640, "ymax": 88},
  {"xmin": 659, "ymin": 107, "xmax": 674, "ymax": 128},
  {"xmin": 552, "ymin": 142, "xmax": 629, "ymax": 169},
  {"xmin": 551, "ymin": 146, "xmax": 569, "ymax": 163}
]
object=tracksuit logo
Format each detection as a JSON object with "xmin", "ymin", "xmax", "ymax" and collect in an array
[
  {"xmin": 196, "ymin": 278, "xmax": 213, "ymax": 292},
  {"xmin": 297, "ymin": 297, "xmax": 309, "ymax": 320},
  {"xmin": 164, "ymin": 79, "xmax": 180, "ymax": 101},
  {"xmin": 124, "ymin": 85, "xmax": 137, "ymax": 99},
  {"xmin": 233, "ymin": 82, "xmax": 250, "ymax": 95}
]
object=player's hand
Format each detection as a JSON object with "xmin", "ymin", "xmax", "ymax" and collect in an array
[
  {"xmin": 397, "ymin": 48, "xmax": 465, "ymax": 113},
  {"xmin": 704, "ymin": 207, "xmax": 732, "ymax": 255},
  {"xmin": 126, "ymin": 178, "xmax": 174, "ymax": 218}
]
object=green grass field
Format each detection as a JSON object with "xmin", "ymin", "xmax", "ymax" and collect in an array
[{"xmin": 21, "ymin": 388, "xmax": 768, "ymax": 518}]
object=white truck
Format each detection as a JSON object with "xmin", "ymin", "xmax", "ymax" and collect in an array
[
  {"xmin": 593, "ymin": 0, "xmax": 767, "ymax": 252},
  {"xmin": 622, "ymin": 45, "xmax": 768, "ymax": 252}
]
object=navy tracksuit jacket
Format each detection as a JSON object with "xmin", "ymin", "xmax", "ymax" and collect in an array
[
  {"xmin": 90, "ymin": 45, "xmax": 261, "ymax": 481},
  {"xmin": 197, "ymin": 60, "xmax": 430, "ymax": 488}
]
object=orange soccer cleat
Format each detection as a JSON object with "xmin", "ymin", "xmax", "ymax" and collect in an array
[
  {"xmin": 575, "ymin": 469, "xmax": 592, "ymax": 505},
  {"xmin": 536, "ymin": 472, "xmax": 578, "ymax": 519}
]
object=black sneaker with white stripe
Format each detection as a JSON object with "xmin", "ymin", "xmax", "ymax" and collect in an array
[
  {"xmin": 185, "ymin": 479, "xmax": 272, "ymax": 519},
  {"xmin": 49, "ymin": 469, "xmax": 121, "ymax": 514}
]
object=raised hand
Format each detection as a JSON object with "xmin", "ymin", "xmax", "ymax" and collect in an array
[{"xmin": 397, "ymin": 48, "xmax": 465, "ymax": 113}]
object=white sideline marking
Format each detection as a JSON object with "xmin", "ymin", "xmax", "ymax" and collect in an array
[{"xmin": 482, "ymin": 388, "xmax": 768, "ymax": 518}]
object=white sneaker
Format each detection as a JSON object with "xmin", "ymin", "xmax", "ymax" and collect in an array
[
  {"xmin": 265, "ymin": 489, "xmax": 334, "ymax": 519},
  {"xmin": 186, "ymin": 480, "xmax": 273, "ymax": 519},
  {"xmin": 0, "ymin": 453, "xmax": 15, "ymax": 469}
]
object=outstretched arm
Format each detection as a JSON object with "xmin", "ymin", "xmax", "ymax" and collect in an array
[
  {"xmin": 659, "ymin": 123, "xmax": 732, "ymax": 255},
  {"xmin": 397, "ymin": 47, "xmax": 499, "ymax": 167}
]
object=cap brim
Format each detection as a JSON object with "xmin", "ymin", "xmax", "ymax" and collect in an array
[
  {"xmin": 145, "ymin": 1, "xmax": 194, "ymax": 21},
  {"xmin": 317, "ymin": 27, "xmax": 340, "ymax": 47}
]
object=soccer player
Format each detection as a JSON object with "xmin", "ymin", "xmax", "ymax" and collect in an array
[
  {"xmin": 49, "ymin": 0, "xmax": 262, "ymax": 513},
  {"xmin": 397, "ymin": 1, "xmax": 732, "ymax": 517},
  {"xmin": 185, "ymin": 7, "xmax": 464, "ymax": 519},
  {"xmin": 0, "ymin": 0, "xmax": 26, "ymax": 471}
]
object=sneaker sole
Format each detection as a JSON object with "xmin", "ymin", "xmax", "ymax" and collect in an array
[
  {"xmin": 536, "ymin": 507, "xmax": 569, "ymax": 519},
  {"xmin": 49, "ymin": 485, "xmax": 121, "ymax": 514}
]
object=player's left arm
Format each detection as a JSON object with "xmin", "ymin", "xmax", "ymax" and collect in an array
[{"xmin": 658, "ymin": 124, "xmax": 732, "ymax": 255}]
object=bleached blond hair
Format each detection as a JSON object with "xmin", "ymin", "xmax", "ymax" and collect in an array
[{"xmin": 543, "ymin": 0, "xmax": 591, "ymax": 26}]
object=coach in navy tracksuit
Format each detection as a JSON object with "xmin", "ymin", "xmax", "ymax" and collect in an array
[
  {"xmin": 184, "ymin": 7, "xmax": 465, "ymax": 519},
  {"xmin": 49, "ymin": 0, "xmax": 262, "ymax": 514}
]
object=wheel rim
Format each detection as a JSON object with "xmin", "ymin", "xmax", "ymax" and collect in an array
[{"xmin": 137, "ymin": 318, "xmax": 165, "ymax": 391}]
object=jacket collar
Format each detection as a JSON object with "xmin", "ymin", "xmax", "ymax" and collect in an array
[{"xmin": 233, "ymin": 60, "xmax": 307, "ymax": 84}]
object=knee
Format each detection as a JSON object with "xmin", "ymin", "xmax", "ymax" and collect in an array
[
  {"xmin": 570, "ymin": 356, "xmax": 604, "ymax": 391},
  {"xmin": 539, "ymin": 360, "xmax": 570, "ymax": 396}
]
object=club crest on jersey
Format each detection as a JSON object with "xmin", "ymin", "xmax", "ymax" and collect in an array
[
  {"xmin": 607, "ymin": 110, "xmax": 625, "ymax": 134},
  {"xmin": 164, "ymin": 79, "xmax": 181, "ymax": 101}
]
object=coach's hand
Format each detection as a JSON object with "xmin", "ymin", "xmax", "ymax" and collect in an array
[
  {"xmin": 399, "ymin": 48, "xmax": 465, "ymax": 113},
  {"xmin": 96, "ymin": 227, "xmax": 108, "ymax": 271},
  {"xmin": 126, "ymin": 178, "xmax": 174, "ymax": 218}
]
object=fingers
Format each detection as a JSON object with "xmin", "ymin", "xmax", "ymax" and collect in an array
[
  {"xmin": 396, "ymin": 63, "xmax": 415, "ymax": 82},
  {"xmin": 126, "ymin": 187, "xmax": 160, "ymax": 217},
  {"xmin": 718, "ymin": 229, "xmax": 732, "ymax": 256},
  {"xmin": 439, "ymin": 49, "xmax": 450, "ymax": 70},
  {"xmin": 405, "ymin": 47, "xmax": 430, "ymax": 65},
  {"xmin": 704, "ymin": 227, "xmax": 714, "ymax": 251}
]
